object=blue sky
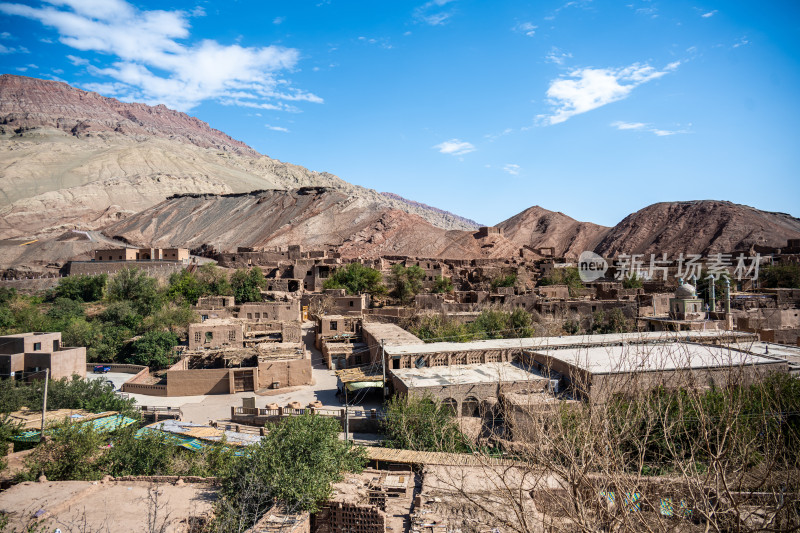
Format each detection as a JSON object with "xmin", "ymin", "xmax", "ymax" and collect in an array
[{"xmin": 1, "ymin": 0, "xmax": 798, "ymax": 227}]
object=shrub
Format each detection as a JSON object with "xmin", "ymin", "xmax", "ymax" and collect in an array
[
  {"xmin": 323, "ymin": 263, "xmax": 385, "ymax": 295},
  {"xmin": 382, "ymin": 395, "xmax": 470, "ymax": 453}
]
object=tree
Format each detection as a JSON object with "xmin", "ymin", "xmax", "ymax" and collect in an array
[
  {"xmin": 323, "ymin": 262, "xmax": 385, "ymax": 295},
  {"xmin": 382, "ymin": 394, "xmax": 471, "ymax": 453},
  {"xmin": 540, "ymin": 266, "xmax": 584, "ymax": 297},
  {"xmin": 46, "ymin": 297, "xmax": 85, "ymax": 324},
  {"xmin": 392, "ymin": 264, "xmax": 425, "ymax": 304},
  {"xmin": 216, "ymin": 414, "xmax": 367, "ymax": 529},
  {"xmin": 124, "ymin": 330, "xmax": 178, "ymax": 369},
  {"xmin": 432, "ymin": 275, "xmax": 454, "ymax": 294},
  {"xmin": 107, "ymin": 267, "xmax": 162, "ymax": 316},
  {"xmin": 196, "ymin": 262, "xmax": 232, "ymax": 296},
  {"xmin": 230, "ymin": 267, "xmax": 267, "ymax": 304},
  {"xmin": 167, "ymin": 269, "xmax": 206, "ymax": 305},
  {"xmin": 53, "ymin": 274, "xmax": 107, "ymax": 302},
  {"xmin": 759, "ymin": 263, "xmax": 800, "ymax": 289},
  {"xmin": 621, "ymin": 272, "xmax": 643, "ymax": 289},
  {"xmin": 490, "ymin": 273, "xmax": 517, "ymax": 290}
]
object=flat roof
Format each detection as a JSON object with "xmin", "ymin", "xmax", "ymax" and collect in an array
[
  {"xmin": 392, "ymin": 361, "xmax": 544, "ymax": 388},
  {"xmin": 531, "ymin": 342, "xmax": 779, "ymax": 375},
  {"xmin": 383, "ymin": 330, "xmax": 755, "ymax": 356},
  {"xmin": 362, "ymin": 322, "xmax": 423, "ymax": 345}
]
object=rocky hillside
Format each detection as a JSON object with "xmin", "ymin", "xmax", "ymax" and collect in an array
[
  {"xmin": 593, "ymin": 200, "xmax": 800, "ymax": 256},
  {"xmin": 103, "ymin": 188, "xmax": 519, "ymax": 259},
  {"xmin": 0, "ymin": 75, "xmax": 477, "ymax": 239},
  {"xmin": 497, "ymin": 206, "xmax": 610, "ymax": 258}
]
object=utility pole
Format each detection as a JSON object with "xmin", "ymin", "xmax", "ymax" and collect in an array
[
  {"xmin": 40, "ymin": 368, "xmax": 49, "ymax": 442},
  {"xmin": 344, "ymin": 385, "xmax": 349, "ymax": 442},
  {"xmin": 381, "ymin": 340, "xmax": 386, "ymax": 399}
]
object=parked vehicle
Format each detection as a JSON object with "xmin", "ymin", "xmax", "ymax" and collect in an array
[{"xmin": 93, "ymin": 365, "xmax": 111, "ymax": 373}]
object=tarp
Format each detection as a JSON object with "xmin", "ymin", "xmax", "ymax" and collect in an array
[
  {"xmin": 135, "ymin": 427, "xmax": 250, "ymax": 456},
  {"xmin": 345, "ymin": 380, "xmax": 384, "ymax": 392},
  {"xmin": 11, "ymin": 414, "xmax": 137, "ymax": 442}
]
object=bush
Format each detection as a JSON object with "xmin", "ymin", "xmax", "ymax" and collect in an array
[
  {"xmin": 431, "ymin": 276, "xmax": 454, "ymax": 294},
  {"xmin": 490, "ymin": 273, "xmax": 517, "ymax": 290},
  {"xmin": 391, "ymin": 264, "xmax": 425, "ymax": 304},
  {"xmin": 231, "ymin": 267, "xmax": 267, "ymax": 304},
  {"xmin": 759, "ymin": 263, "xmax": 800, "ymax": 289},
  {"xmin": 53, "ymin": 274, "xmax": 107, "ymax": 302},
  {"xmin": 124, "ymin": 330, "xmax": 178, "ymax": 369},
  {"xmin": 23, "ymin": 422, "xmax": 106, "ymax": 481},
  {"xmin": 0, "ymin": 376, "xmax": 137, "ymax": 416},
  {"xmin": 107, "ymin": 267, "xmax": 162, "ymax": 316},
  {"xmin": 382, "ymin": 395, "xmax": 470, "ymax": 453},
  {"xmin": 216, "ymin": 414, "xmax": 366, "ymax": 528},
  {"xmin": 323, "ymin": 263, "xmax": 385, "ymax": 295},
  {"xmin": 540, "ymin": 266, "xmax": 584, "ymax": 296}
]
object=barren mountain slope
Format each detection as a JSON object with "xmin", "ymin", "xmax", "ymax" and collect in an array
[
  {"xmin": 103, "ymin": 188, "xmax": 519, "ymax": 259},
  {"xmin": 497, "ymin": 205, "xmax": 610, "ymax": 258},
  {"xmin": 593, "ymin": 200, "xmax": 800, "ymax": 257},
  {"xmin": 0, "ymin": 75, "xmax": 477, "ymax": 239}
]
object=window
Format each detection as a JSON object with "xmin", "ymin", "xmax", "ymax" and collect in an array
[
  {"xmin": 330, "ymin": 321, "xmax": 338, "ymax": 331},
  {"xmin": 255, "ymin": 313, "xmax": 261, "ymax": 319},
  {"xmin": 118, "ymin": 255, "xmax": 123, "ymax": 260},
  {"xmin": 33, "ymin": 342, "xmax": 41, "ymax": 351},
  {"xmin": 228, "ymin": 330, "xmax": 236, "ymax": 342},
  {"xmin": 349, "ymin": 301, "xmax": 354, "ymax": 307},
  {"xmin": 247, "ymin": 313, "xmax": 252, "ymax": 319},
  {"xmin": 205, "ymin": 332, "xmax": 213, "ymax": 343},
  {"xmin": 194, "ymin": 332, "xmax": 201, "ymax": 343},
  {"xmin": 201, "ymin": 315, "xmax": 208, "ymax": 321}
]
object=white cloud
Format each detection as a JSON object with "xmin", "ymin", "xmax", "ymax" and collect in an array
[
  {"xmin": 541, "ymin": 61, "xmax": 680, "ymax": 125},
  {"xmin": 611, "ymin": 121, "xmax": 690, "ymax": 136},
  {"xmin": 546, "ymin": 47, "xmax": 572, "ymax": 65},
  {"xmin": 733, "ymin": 36, "xmax": 750, "ymax": 48},
  {"xmin": 0, "ymin": 0, "xmax": 320, "ymax": 112},
  {"xmin": 0, "ymin": 42, "xmax": 27, "ymax": 54},
  {"xmin": 701, "ymin": 10, "xmax": 717, "ymax": 18},
  {"xmin": 0, "ymin": 31, "xmax": 10, "ymax": 39},
  {"xmin": 273, "ymin": 16, "xmax": 285, "ymax": 24},
  {"xmin": 265, "ymin": 124, "xmax": 289, "ymax": 132},
  {"xmin": 191, "ymin": 6, "xmax": 205, "ymax": 17},
  {"xmin": 513, "ymin": 22, "xmax": 537, "ymax": 37},
  {"xmin": 414, "ymin": 0, "xmax": 457, "ymax": 26},
  {"xmin": 434, "ymin": 139, "xmax": 475, "ymax": 156},
  {"xmin": 502, "ymin": 164, "xmax": 520, "ymax": 175},
  {"xmin": 66, "ymin": 54, "xmax": 88, "ymax": 65}
]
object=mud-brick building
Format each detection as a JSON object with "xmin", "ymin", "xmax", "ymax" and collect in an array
[
  {"xmin": 391, "ymin": 361, "xmax": 549, "ymax": 417},
  {"xmin": 238, "ymin": 301, "xmax": 300, "ymax": 322},
  {"xmin": 0, "ymin": 332, "xmax": 86, "ymax": 380},
  {"xmin": 522, "ymin": 341, "xmax": 787, "ymax": 402},
  {"xmin": 188, "ymin": 319, "xmax": 244, "ymax": 350}
]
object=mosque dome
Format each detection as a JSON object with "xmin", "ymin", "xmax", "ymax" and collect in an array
[{"xmin": 675, "ymin": 283, "xmax": 697, "ymax": 299}]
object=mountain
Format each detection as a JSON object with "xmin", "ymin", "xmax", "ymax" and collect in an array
[
  {"xmin": 593, "ymin": 200, "xmax": 800, "ymax": 257},
  {"xmin": 497, "ymin": 205, "xmax": 610, "ymax": 258},
  {"xmin": 102, "ymin": 188, "xmax": 520, "ymax": 260},
  {"xmin": 0, "ymin": 74, "xmax": 477, "ymax": 239},
  {"xmin": 380, "ymin": 192, "xmax": 480, "ymax": 229}
]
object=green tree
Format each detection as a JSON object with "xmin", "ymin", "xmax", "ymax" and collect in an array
[
  {"xmin": 99, "ymin": 301, "xmax": 143, "ymax": 332},
  {"xmin": 431, "ymin": 275, "xmax": 454, "ymax": 294},
  {"xmin": 323, "ymin": 262, "xmax": 385, "ymax": 295},
  {"xmin": 46, "ymin": 297, "xmax": 84, "ymax": 324},
  {"xmin": 540, "ymin": 266, "xmax": 584, "ymax": 297},
  {"xmin": 23, "ymin": 422, "xmax": 106, "ymax": 481},
  {"xmin": 759, "ymin": 263, "xmax": 800, "ymax": 289},
  {"xmin": 490, "ymin": 273, "xmax": 517, "ymax": 290},
  {"xmin": 145, "ymin": 304, "xmax": 198, "ymax": 334},
  {"xmin": 216, "ymin": 414, "xmax": 366, "ymax": 528},
  {"xmin": 167, "ymin": 269, "xmax": 206, "ymax": 305},
  {"xmin": 107, "ymin": 267, "xmax": 162, "ymax": 316},
  {"xmin": 382, "ymin": 395, "xmax": 470, "ymax": 453},
  {"xmin": 230, "ymin": 266, "xmax": 267, "ymax": 304},
  {"xmin": 196, "ymin": 262, "xmax": 232, "ymax": 296},
  {"xmin": 124, "ymin": 330, "xmax": 178, "ymax": 369},
  {"xmin": 391, "ymin": 264, "xmax": 425, "ymax": 304},
  {"xmin": 621, "ymin": 272, "xmax": 644, "ymax": 289},
  {"xmin": 53, "ymin": 274, "xmax": 107, "ymax": 302}
]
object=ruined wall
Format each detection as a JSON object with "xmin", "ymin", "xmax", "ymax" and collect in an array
[
  {"xmin": 313, "ymin": 501, "xmax": 386, "ymax": 533},
  {"xmin": 257, "ymin": 359, "xmax": 312, "ymax": 390},
  {"xmin": 239, "ymin": 302, "xmax": 300, "ymax": 322}
]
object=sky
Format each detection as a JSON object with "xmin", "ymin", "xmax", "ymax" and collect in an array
[{"xmin": 0, "ymin": 0, "xmax": 798, "ymax": 227}]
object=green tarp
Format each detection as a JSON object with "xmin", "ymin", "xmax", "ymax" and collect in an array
[{"xmin": 11, "ymin": 414, "xmax": 137, "ymax": 442}]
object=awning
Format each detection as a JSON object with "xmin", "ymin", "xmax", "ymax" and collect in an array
[{"xmin": 345, "ymin": 380, "xmax": 384, "ymax": 392}]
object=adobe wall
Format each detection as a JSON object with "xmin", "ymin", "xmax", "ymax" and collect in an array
[
  {"xmin": 67, "ymin": 261, "xmax": 185, "ymax": 278},
  {"xmin": 314, "ymin": 501, "xmax": 386, "ymax": 533},
  {"xmin": 166, "ymin": 368, "xmax": 230, "ymax": 395},
  {"xmin": 49, "ymin": 347, "xmax": 86, "ymax": 379},
  {"xmin": 257, "ymin": 359, "xmax": 312, "ymax": 389},
  {"xmin": 239, "ymin": 302, "xmax": 300, "ymax": 322},
  {"xmin": 188, "ymin": 322, "xmax": 244, "ymax": 350}
]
